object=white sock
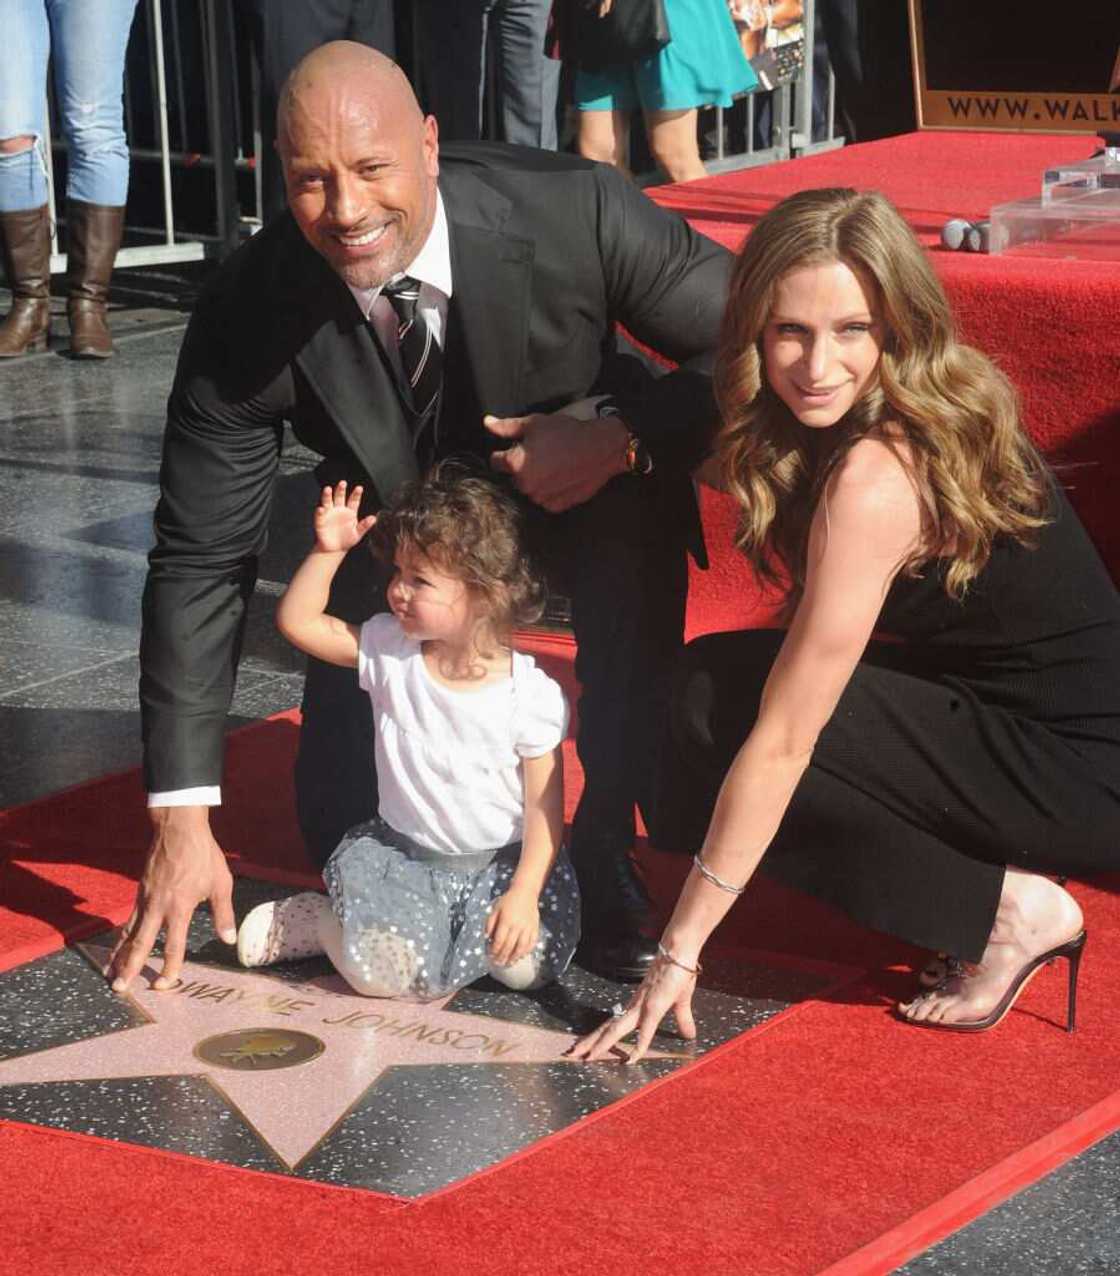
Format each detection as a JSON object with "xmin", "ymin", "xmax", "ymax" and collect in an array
[{"xmin": 237, "ymin": 892, "xmax": 333, "ymax": 967}]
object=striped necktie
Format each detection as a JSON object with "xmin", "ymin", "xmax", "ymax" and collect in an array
[{"xmin": 382, "ymin": 276, "xmax": 443, "ymax": 434}]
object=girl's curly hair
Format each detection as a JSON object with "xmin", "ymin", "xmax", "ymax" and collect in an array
[{"xmin": 369, "ymin": 461, "xmax": 546, "ymax": 640}]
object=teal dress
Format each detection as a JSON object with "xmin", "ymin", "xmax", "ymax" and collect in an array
[{"xmin": 575, "ymin": 0, "xmax": 758, "ymax": 112}]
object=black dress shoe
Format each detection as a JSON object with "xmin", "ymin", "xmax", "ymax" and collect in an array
[
  {"xmin": 570, "ymin": 841, "xmax": 658, "ymax": 980},
  {"xmin": 576, "ymin": 925, "xmax": 658, "ymax": 983}
]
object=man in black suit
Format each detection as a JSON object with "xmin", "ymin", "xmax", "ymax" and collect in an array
[{"xmin": 111, "ymin": 42, "xmax": 729, "ymax": 994}]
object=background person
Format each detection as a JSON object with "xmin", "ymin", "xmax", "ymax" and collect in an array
[
  {"xmin": 0, "ymin": 0, "xmax": 140, "ymax": 359},
  {"xmin": 412, "ymin": 0, "xmax": 561, "ymax": 150},
  {"xmin": 575, "ymin": 187, "xmax": 1120, "ymax": 1062},
  {"xmin": 242, "ymin": 0, "xmax": 397, "ymax": 223},
  {"xmin": 730, "ymin": 0, "xmax": 803, "ymax": 67},
  {"xmin": 573, "ymin": 0, "xmax": 757, "ymax": 183},
  {"xmin": 110, "ymin": 43, "xmax": 730, "ymax": 997}
]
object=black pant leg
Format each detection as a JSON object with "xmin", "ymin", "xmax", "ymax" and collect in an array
[
  {"xmin": 293, "ymin": 537, "xmax": 386, "ymax": 864},
  {"xmin": 656, "ymin": 630, "xmax": 1002, "ymax": 959},
  {"xmin": 248, "ymin": 0, "xmax": 396, "ymax": 223},
  {"xmin": 541, "ymin": 474, "xmax": 688, "ymax": 919},
  {"xmin": 660, "ymin": 628, "xmax": 1120, "ymax": 962},
  {"xmin": 412, "ymin": 0, "xmax": 488, "ymax": 141},
  {"xmin": 819, "ymin": 0, "xmax": 915, "ymax": 143},
  {"xmin": 492, "ymin": 0, "xmax": 561, "ymax": 149},
  {"xmin": 766, "ymin": 771, "xmax": 1004, "ymax": 963},
  {"xmin": 295, "ymin": 655, "xmax": 377, "ymax": 864},
  {"xmin": 348, "ymin": 0, "xmax": 396, "ymax": 56}
]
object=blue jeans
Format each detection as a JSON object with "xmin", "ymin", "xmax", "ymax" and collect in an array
[{"xmin": 0, "ymin": 0, "xmax": 139, "ymax": 212}]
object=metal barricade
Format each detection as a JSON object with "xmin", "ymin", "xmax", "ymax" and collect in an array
[
  {"xmin": 703, "ymin": 0, "xmax": 844, "ymax": 177},
  {"xmin": 791, "ymin": 0, "xmax": 846, "ymax": 157}
]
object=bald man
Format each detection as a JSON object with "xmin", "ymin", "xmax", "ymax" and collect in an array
[{"xmin": 117, "ymin": 43, "xmax": 730, "ymax": 993}]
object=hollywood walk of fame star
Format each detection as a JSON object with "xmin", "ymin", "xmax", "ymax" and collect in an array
[{"xmin": 0, "ymin": 941, "xmax": 675, "ymax": 1171}]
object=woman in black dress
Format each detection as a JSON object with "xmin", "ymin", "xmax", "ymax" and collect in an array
[{"xmin": 574, "ymin": 187, "xmax": 1120, "ymax": 1060}]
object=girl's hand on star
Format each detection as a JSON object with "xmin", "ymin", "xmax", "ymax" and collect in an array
[{"xmin": 485, "ymin": 889, "xmax": 541, "ymax": 966}]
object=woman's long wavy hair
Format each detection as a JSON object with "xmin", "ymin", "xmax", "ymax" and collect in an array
[{"xmin": 715, "ymin": 187, "xmax": 1050, "ymax": 600}]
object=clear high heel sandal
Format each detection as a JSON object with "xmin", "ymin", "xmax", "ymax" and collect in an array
[{"xmin": 901, "ymin": 930, "xmax": 1087, "ymax": 1034}]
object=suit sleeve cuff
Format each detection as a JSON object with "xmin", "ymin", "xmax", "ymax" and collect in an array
[{"xmin": 147, "ymin": 786, "xmax": 222, "ymax": 808}]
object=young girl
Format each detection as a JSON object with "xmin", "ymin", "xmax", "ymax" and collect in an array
[
  {"xmin": 237, "ymin": 467, "xmax": 580, "ymax": 999},
  {"xmin": 575, "ymin": 187, "xmax": 1120, "ymax": 1060}
]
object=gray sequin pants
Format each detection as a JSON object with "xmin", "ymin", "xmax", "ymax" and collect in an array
[{"xmin": 323, "ymin": 817, "xmax": 581, "ymax": 1000}]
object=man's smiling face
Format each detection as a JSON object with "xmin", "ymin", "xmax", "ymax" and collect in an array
[{"xmin": 280, "ymin": 74, "xmax": 439, "ymax": 290}]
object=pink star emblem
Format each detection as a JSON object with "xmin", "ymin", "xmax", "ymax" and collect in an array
[{"xmin": 0, "ymin": 942, "xmax": 671, "ymax": 1171}]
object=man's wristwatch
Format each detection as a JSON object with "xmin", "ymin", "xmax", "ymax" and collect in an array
[
  {"xmin": 624, "ymin": 431, "xmax": 654, "ymax": 476},
  {"xmin": 596, "ymin": 397, "xmax": 653, "ymax": 476}
]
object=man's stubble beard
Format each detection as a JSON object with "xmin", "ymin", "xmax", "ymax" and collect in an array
[
  {"xmin": 329, "ymin": 188, "xmax": 436, "ymax": 291},
  {"xmin": 331, "ymin": 227, "xmax": 410, "ymax": 290},
  {"xmin": 335, "ymin": 258, "xmax": 399, "ymax": 290},
  {"xmin": 293, "ymin": 175, "xmax": 438, "ymax": 291}
]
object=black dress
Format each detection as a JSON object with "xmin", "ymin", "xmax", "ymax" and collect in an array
[{"xmin": 657, "ymin": 482, "xmax": 1120, "ymax": 961}]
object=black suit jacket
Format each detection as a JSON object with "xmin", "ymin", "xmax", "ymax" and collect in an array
[{"xmin": 140, "ymin": 143, "xmax": 732, "ymax": 791}]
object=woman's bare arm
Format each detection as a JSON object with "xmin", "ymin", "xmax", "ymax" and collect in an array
[{"xmin": 573, "ymin": 437, "xmax": 924, "ymax": 1060}]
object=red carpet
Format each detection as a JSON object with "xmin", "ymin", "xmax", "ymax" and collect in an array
[
  {"xmin": 6, "ymin": 131, "xmax": 1120, "ymax": 1272},
  {"xmin": 6, "ymin": 666, "xmax": 1120, "ymax": 1274}
]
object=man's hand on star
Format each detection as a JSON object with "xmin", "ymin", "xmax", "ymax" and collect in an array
[
  {"xmin": 484, "ymin": 410, "xmax": 630, "ymax": 513},
  {"xmin": 108, "ymin": 805, "xmax": 236, "ymax": 993}
]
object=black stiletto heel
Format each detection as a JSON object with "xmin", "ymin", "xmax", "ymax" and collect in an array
[
  {"xmin": 1063, "ymin": 930, "xmax": 1087, "ymax": 1032},
  {"xmin": 900, "ymin": 930, "xmax": 1087, "ymax": 1034}
]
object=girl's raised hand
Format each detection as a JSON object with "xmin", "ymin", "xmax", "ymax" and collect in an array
[{"xmin": 314, "ymin": 481, "xmax": 376, "ymax": 554}]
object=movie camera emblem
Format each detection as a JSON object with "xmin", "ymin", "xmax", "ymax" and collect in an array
[{"xmin": 193, "ymin": 1027, "xmax": 325, "ymax": 1071}]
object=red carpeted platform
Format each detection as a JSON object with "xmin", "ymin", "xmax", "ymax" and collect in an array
[{"xmin": 5, "ymin": 131, "xmax": 1120, "ymax": 1273}]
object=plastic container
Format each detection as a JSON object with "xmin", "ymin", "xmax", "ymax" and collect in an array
[
  {"xmin": 1041, "ymin": 145, "xmax": 1120, "ymax": 202},
  {"xmin": 988, "ymin": 187, "xmax": 1120, "ymax": 260}
]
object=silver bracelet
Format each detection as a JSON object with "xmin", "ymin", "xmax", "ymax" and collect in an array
[
  {"xmin": 693, "ymin": 851, "xmax": 747, "ymax": 897},
  {"xmin": 657, "ymin": 941, "xmax": 702, "ymax": 976}
]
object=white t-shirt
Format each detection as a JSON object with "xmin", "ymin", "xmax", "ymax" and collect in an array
[{"xmin": 357, "ymin": 614, "xmax": 569, "ymax": 855}]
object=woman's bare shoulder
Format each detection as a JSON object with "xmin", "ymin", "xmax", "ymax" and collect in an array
[
  {"xmin": 830, "ymin": 431, "xmax": 919, "ymax": 505},
  {"xmin": 818, "ymin": 431, "xmax": 924, "ymax": 553}
]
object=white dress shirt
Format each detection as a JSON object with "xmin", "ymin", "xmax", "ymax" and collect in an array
[{"xmin": 346, "ymin": 190, "xmax": 452, "ymax": 369}]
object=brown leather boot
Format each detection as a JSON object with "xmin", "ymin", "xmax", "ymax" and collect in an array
[
  {"xmin": 66, "ymin": 200, "xmax": 125, "ymax": 359},
  {"xmin": 0, "ymin": 205, "xmax": 52, "ymax": 357}
]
